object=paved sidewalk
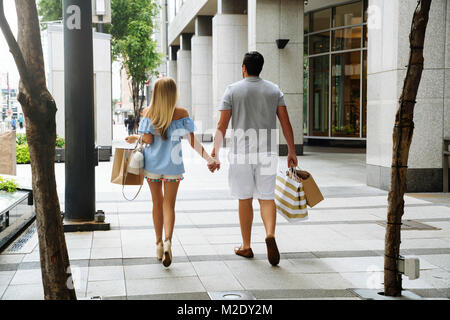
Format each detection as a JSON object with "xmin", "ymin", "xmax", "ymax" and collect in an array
[{"xmin": 1, "ymin": 132, "xmax": 449, "ymax": 300}]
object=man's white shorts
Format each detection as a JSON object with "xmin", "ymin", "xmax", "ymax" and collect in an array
[{"xmin": 228, "ymin": 154, "xmax": 278, "ymax": 200}]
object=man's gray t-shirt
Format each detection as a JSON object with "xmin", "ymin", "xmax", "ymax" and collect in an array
[{"xmin": 219, "ymin": 76, "xmax": 286, "ymax": 154}]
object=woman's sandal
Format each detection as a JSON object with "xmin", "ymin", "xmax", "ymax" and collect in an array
[
  {"xmin": 234, "ymin": 246, "xmax": 254, "ymax": 258},
  {"xmin": 156, "ymin": 242, "xmax": 164, "ymax": 260},
  {"xmin": 162, "ymin": 239, "xmax": 173, "ymax": 267}
]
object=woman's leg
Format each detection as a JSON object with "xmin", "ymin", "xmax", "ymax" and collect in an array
[
  {"xmin": 162, "ymin": 181, "xmax": 180, "ymax": 241},
  {"xmin": 148, "ymin": 180, "xmax": 164, "ymax": 244}
]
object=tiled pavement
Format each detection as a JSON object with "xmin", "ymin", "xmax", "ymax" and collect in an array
[{"xmin": 1, "ymin": 132, "xmax": 450, "ymax": 300}]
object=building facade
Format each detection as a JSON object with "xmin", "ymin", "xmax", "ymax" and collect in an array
[{"xmin": 159, "ymin": 0, "xmax": 450, "ymax": 192}]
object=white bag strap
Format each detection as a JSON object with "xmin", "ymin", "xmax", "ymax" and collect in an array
[
  {"xmin": 122, "ymin": 180, "xmax": 144, "ymax": 202},
  {"xmin": 121, "ymin": 135, "xmax": 146, "ymax": 201}
]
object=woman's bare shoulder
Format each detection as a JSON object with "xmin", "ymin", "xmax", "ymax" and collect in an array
[{"xmin": 172, "ymin": 108, "xmax": 190, "ymax": 120}]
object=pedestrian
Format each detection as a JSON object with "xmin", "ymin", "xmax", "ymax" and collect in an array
[
  {"xmin": 125, "ymin": 77, "xmax": 218, "ymax": 267},
  {"xmin": 11, "ymin": 117, "xmax": 16, "ymax": 131},
  {"xmin": 208, "ymin": 51, "xmax": 298, "ymax": 266},
  {"xmin": 124, "ymin": 116, "xmax": 129, "ymax": 131},
  {"xmin": 127, "ymin": 115, "xmax": 134, "ymax": 136},
  {"xmin": 18, "ymin": 114, "xmax": 24, "ymax": 129}
]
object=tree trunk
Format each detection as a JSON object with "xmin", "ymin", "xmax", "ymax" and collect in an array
[
  {"xmin": 384, "ymin": 0, "xmax": 432, "ymax": 297},
  {"xmin": 131, "ymin": 79, "xmax": 144, "ymax": 134},
  {"xmin": 0, "ymin": 0, "xmax": 76, "ymax": 299}
]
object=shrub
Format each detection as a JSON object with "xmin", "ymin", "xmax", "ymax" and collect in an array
[
  {"xmin": 16, "ymin": 144, "xmax": 31, "ymax": 164},
  {"xmin": 16, "ymin": 133, "xmax": 27, "ymax": 145},
  {"xmin": 0, "ymin": 176, "xmax": 19, "ymax": 193},
  {"xmin": 55, "ymin": 136, "xmax": 65, "ymax": 148}
]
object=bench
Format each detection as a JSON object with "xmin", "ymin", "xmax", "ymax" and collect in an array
[
  {"xmin": 0, "ymin": 176, "xmax": 34, "ymax": 251},
  {"xmin": 444, "ymin": 137, "xmax": 450, "ymax": 192}
]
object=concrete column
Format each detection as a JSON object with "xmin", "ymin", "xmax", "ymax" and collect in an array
[
  {"xmin": 248, "ymin": 0, "xmax": 304, "ymax": 155},
  {"xmin": 192, "ymin": 16, "xmax": 213, "ymax": 137},
  {"xmin": 168, "ymin": 45, "xmax": 179, "ymax": 80},
  {"xmin": 366, "ymin": 0, "xmax": 450, "ymax": 192},
  {"xmin": 177, "ymin": 34, "xmax": 193, "ymax": 114},
  {"xmin": 212, "ymin": 0, "xmax": 248, "ymax": 127}
]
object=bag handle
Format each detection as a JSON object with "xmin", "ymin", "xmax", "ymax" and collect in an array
[
  {"xmin": 122, "ymin": 180, "xmax": 144, "ymax": 202},
  {"xmin": 121, "ymin": 136, "xmax": 146, "ymax": 201}
]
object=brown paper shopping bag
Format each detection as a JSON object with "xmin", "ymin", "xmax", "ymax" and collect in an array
[
  {"xmin": 111, "ymin": 148, "xmax": 144, "ymax": 186},
  {"xmin": 295, "ymin": 170, "xmax": 324, "ymax": 208}
]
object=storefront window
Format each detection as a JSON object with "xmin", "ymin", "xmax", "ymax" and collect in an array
[
  {"xmin": 304, "ymin": 14, "xmax": 310, "ymax": 34},
  {"xmin": 331, "ymin": 52, "xmax": 361, "ymax": 137},
  {"xmin": 363, "ymin": 25, "xmax": 368, "ymax": 48},
  {"xmin": 333, "ymin": 2, "xmax": 363, "ymax": 27},
  {"xmin": 304, "ymin": 0, "xmax": 367, "ymax": 139},
  {"xmin": 332, "ymin": 26, "xmax": 362, "ymax": 51},
  {"xmin": 362, "ymin": 50, "xmax": 367, "ymax": 137},
  {"xmin": 311, "ymin": 8, "xmax": 331, "ymax": 32},
  {"xmin": 309, "ymin": 56, "xmax": 329, "ymax": 136},
  {"xmin": 310, "ymin": 32, "xmax": 330, "ymax": 54}
]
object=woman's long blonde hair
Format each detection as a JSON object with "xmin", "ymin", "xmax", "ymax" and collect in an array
[{"xmin": 144, "ymin": 77, "xmax": 178, "ymax": 139}]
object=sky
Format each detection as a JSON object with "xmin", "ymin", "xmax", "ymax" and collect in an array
[{"xmin": 0, "ymin": 0, "xmax": 19, "ymax": 88}]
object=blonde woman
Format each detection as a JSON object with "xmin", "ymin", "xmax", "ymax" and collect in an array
[{"xmin": 126, "ymin": 77, "xmax": 217, "ymax": 267}]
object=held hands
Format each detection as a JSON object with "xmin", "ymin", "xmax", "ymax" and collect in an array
[{"xmin": 207, "ymin": 151, "xmax": 221, "ymax": 173}]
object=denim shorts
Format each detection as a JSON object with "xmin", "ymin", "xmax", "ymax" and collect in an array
[{"xmin": 144, "ymin": 171, "xmax": 184, "ymax": 182}]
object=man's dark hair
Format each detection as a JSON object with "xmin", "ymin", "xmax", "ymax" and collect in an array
[{"xmin": 243, "ymin": 51, "xmax": 264, "ymax": 76}]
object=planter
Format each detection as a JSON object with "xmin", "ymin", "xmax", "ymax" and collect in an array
[{"xmin": 55, "ymin": 148, "xmax": 65, "ymax": 163}]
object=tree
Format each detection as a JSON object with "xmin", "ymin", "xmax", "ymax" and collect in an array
[
  {"xmin": 111, "ymin": 0, "xmax": 163, "ymax": 132},
  {"xmin": 384, "ymin": 0, "xmax": 432, "ymax": 297},
  {"xmin": 0, "ymin": 0, "xmax": 76, "ymax": 300},
  {"xmin": 37, "ymin": 0, "xmax": 62, "ymax": 29}
]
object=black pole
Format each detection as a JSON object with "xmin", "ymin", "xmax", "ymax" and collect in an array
[{"xmin": 63, "ymin": 0, "xmax": 96, "ymax": 222}]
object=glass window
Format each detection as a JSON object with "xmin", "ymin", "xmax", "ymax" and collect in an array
[
  {"xmin": 364, "ymin": 0, "xmax": 368, "ymax": 22},
  {"xmin": 304, "ymin": 14, "xmax": 310, "ymax": 34},
  {"xmin": 303, "ymin": 50, "xmax": 309, "ymax": 135},
  {"xmin": 309, "ymin": 31, "xmax": 330, "ymax": 54},
  {"xmin": 312, "ymin": 8, "xmax": 331, "ymax": 32},
  {"xmin": 331, "ymin": 52, "xmax": 361, "ymax": 137},
  {"xmin": 363, "ymin": 25, "xmax": 368, "ymax": 48},
  {"xmin": 333, "ymin": 1, "xmax": 363, "ymax": 28},
  {"xmin": 309, "ymin": 56, "xmax": 329, "ymax": 136},
  {"xmin": 332, "ymin": 26, "xmax": 362, "ymax": 51},
  {"xmin": 304, "ymin": 36, "xmax": 308, "ymax": 56},
  {"xmin": 362, "ymin": 50, "xmax": 367, "ymax": 137}
]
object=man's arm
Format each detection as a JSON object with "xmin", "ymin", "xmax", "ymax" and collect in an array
[
  {"xmin": 210, "ymin": 109, "xmax": 232, "ymax": 171},
  {"xmin": 277, "ymin": 106, "xmax": 298, "ymax": 168}
]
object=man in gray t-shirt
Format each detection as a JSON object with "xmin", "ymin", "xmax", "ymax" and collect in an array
[
  {"xmin": 209, "ymin": 51, "xmax": 298, "ymax": 266},
  {"xmin": 220, "ymin": 74, "xmax": 286, "ymax": 154}
]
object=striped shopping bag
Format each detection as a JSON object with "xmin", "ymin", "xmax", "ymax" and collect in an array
[{"xmin": 275, "ymin": 169, "xmax": 308, "ymax": 223}]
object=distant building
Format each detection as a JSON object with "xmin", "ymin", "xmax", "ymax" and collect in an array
[{"xmin": 0, "ymin": 74, "xmax": 22, "ymax": 122}]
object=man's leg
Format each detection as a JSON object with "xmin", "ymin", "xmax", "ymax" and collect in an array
[
  {"xmin": 259, "ymin": 198, "xmax": 280, "ymax": 266},
  {"xmin": 258, "ymin": 199, "xmax": 276, "ymax": 238},
  {"xmin": 255, "ymin": 159, "xmax": 280, "ymax": 266},
  {"xmin": 238, "ymin": 198, "xmax": 254, "ymax": 249}
]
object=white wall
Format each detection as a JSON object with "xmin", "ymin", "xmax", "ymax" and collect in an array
[
  {"xmin": 248, "ymin": 0, "xmax": 304, "ymax": 149},
  {"xmin": 191, "ymin": 35, "xmax": 213, "ymax": 131},
  {"xmin": 177, "ymin": 49, "xmax": 192, "ymax": 114},
  {"xmin": 366, "ymin": 0, "xmax": 449, "ymax": 191},
  {"xmin": 212, "ymin": 14, "xmax": 248, "ymax": 123},
  {"xmin": 47, "ymin": 25, "xmax": 112, "ymax": 147}
]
